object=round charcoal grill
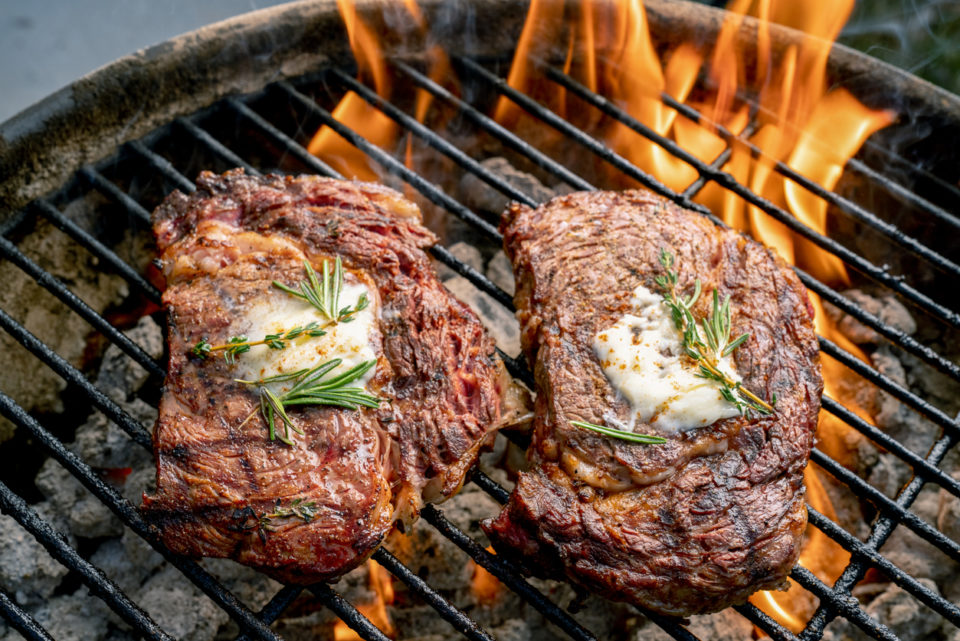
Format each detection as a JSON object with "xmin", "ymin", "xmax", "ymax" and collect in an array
[{"xmin": 1, "ymin": 1, "xmax": 959, "ymax": 640}]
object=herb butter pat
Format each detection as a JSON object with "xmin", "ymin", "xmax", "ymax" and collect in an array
[
  {"xmin": 594, "ymin": 284, "xmax": 742, "ymax": 433},
  {"xmin": 234, "ymin": 279, "xmax": 378, "ymax": 392}
]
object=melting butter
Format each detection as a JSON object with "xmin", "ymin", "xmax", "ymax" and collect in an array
[
  {"xmin": 593, "ymin": 285, "xmax": 741, "ymax": 433},
  {"xmin": 233, "ymin": 279, "xmax": 377, "ymax": 392}
]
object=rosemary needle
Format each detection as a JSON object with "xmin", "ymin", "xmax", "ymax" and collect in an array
[
  {"xmin": 571, "ymin": 420, "xmax": 667, "ymax": 444},
  {"xmin": 236, "ymin": 358, "xmax": 382, "ymax": 445},
  {"xmin": 272, "ymin": 257, "xmax": 369, "ymax": 324}
]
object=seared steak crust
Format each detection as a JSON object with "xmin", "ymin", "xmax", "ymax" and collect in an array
[
  {"xmin": 484, "ymin": 190, "xmax": 822, "ymax": 616},
  {"xmin": 143, "ymin": 170, "xmax": 511, "ymax": 583}
]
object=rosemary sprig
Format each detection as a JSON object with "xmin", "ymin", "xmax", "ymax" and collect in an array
[
  {"xmin": 272, "ymin": 257, "xmax": 369, "ymax": 324},
  {"xmin": 192, "ymin": 322, "xmax": 328, "ymax": 364},
  {"xmin": 236, "ymin": 358, "xmax": 382, "ymax": 445},
  {"xmin": 655, "ymin": 248, "xmax": 774, "ymax": 417},
  {"xmin": 571, "ymin": 420, "xmax": 667, "ymax": 444},
  {"xmin": 231, "ymin": 498, "xmax": 318, "ymax": 543}
]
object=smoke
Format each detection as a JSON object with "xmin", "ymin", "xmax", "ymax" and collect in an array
[{"xmin": 838, "ymin": 0, "xmax": 960, "ymax": 95}]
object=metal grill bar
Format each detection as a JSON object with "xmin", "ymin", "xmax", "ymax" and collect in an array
[
  {"xmin": 234, "ymin": 587, "xmax": 303, "ymax": 641},
  {"xmin": 732, "ymin": 604, "xmax": 802, "ymax": 641},
  {"xmin": 542, "ymin": 63, "xmax": 960, "ymax": 275},
  {"xmin": 393, "ymin": 61, "xmax": 596, "ymax": 192},
  {"xmin": 789, "ymin": 566, "xmax": 896, "ymax": 641},
  {"xmin": 174, "ymin": 118, "xmax": 262, "ymax": 176},
  {"xmin": 79, "ymin": 167, "xmax": 151, "ymax": 226},
  {"xmin": 128, "ymin": 140, "xmax": 197, "ymax": 194},
  {"xmin": 331, "ymin": 68, "xmax": 539, "ymax": 208},
  {"xmin": 0, "ymin": 481, "xmax": 175, "ymax": 641},
  {"xmin": 841, "ymin": 157, "xmax": 960, "ymax": 232},
  {"xmin": 32, "ymin": 199, "xmax": 161, "ymax": 302},
  {"xmin": 0, "ymin": 392, "xmax": 284, "ymax": 641},
  {"xmin": 276, "ymin": 81, "xmax": 503, "ymax": 241},
  {"xmin": 459, "ymin": 57, "xmax": 960, "ymax": 330},
  {"xmin": 308, "ymin": 584, "xmax": 390, "ymax": 641},
  {"xmin": 681, "ymin": 142, "xmax": 737, "ymax": 200},
  {"xmin": 803, "ymin": 432, "xmax": 956, "ymax": 639},
  {"xmin": 821, "ymin": 395, "xmax": 960, "ymax": 499},
  {"xmin": 806, "ymin": 507, "xmax": 960, "ymax": 627},
  {"xmin": 0, "ymin": 590, "xmax": 55, "ymax": 641},
  {"xmin": 372, "ymin": 548, "xmax": 496, "ymax": 641},
  {"xmin": 0, "ymin": 234, "xmax": 163, "ymax": 378},
  {"xmin": 429, "ymin": 244, "xmax": 516, "ymax": 309},
  {"xmin": 224, "ymin": 97, "xmax": 344, "ymax": 179},
  {"xmin": 459, "ymin": 59, "xmax": 718, "ymax": 216},
  {"xmin": 471, "ymin": 470, "xmax": 511, "ymax": 504}
]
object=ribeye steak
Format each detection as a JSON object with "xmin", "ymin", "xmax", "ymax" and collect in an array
[
  {"xmin": 143, "ymin": 170, "xmax": 519, "ymax": 584},
  {"xmin": 484, "ymin": 189, "xmax": 822, "ymax": 616}
]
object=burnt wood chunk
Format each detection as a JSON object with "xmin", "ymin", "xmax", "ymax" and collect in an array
[{"xmin": 484, "ymin": 190, "xmax": 822, "ymax": 616}]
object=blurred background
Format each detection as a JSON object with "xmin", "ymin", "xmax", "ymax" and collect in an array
[{"xmin": 1, "ymin": 0, "xmax": 958, "ymax": 124}]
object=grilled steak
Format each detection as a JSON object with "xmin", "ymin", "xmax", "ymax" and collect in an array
[
  {"xmin": 142, "ymin": 169, "xmax": 520, "ymax": 584},
  {"xmin": 484, "ymin": 190, "xmax": 822, "ymax": 616}
]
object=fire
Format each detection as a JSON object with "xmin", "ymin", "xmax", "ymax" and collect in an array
[
  {"xmin": 333, "ymin": 560, "xmax": 396, "ymax": 640},
  {"xmin": 317, "ymin": 0, "xmax": 897, "ymax": 633},
  {"xmin": 493, "ymin": 0, "xmax": 894, "ymax": 632},
  {"xmin": 469, "ymin": 547, "xmax": 503, "ymax": 606},
  {"xmin": 308, "ymin": 0, "xmax": 398, "ymax": 180},
  {"xmin": 310, "ymin": 2, "xmax": 456, "ymax": 183}
]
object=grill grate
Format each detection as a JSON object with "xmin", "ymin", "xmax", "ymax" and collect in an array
[{"xmin": 0, "ymin": 50, "xmax": 958, "ymax": 641}]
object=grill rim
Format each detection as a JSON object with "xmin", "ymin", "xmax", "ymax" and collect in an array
[
  {"xmin": 1, "ymin": 2, "xmax": 960, "ymax": 641},
  {"xmin": 0, "ymin": 72, "xmax": 955, "ymax": 640}
]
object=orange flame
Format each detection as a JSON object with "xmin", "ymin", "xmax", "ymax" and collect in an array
[
  {"xmin": 308, "ymin": 0, "xmax": 402, "ymax": 180},
  {"xmin": 333, "ymin": 560, "xmax": 396, "ymax": 641},
  {"xmin": 495, "ymin": 0, "xmax": 894, "ymax": 632},
  {"xmin": 318, "ymin": 0, "xmax": 896, "ymax": 631},
  {"xmin": 469, "ymin": 547, "xmax": 503, "ymax": 606}
]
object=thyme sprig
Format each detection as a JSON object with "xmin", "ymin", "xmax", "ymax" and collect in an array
[
  {"xmin": 236, "ymin": 358, "xmax": 382, "ymax": 445},
  {"xmin": 571, "ymin": 249, "xmax": 775, "ymax": 447},
  {"xmin": 272, "ymin": 257, "xmax": 369, "ymax": 324},
  {"xmin": 190, "ymin": 257, "xmax": 368, "ymax": 363},
  {"xmin": 192, "ymin": 322, "xmax": 328, "ymax": 364},
  {"xmin": 231, "ymin": 498, "xmax": 319, "ymax": 543},
  {"xmin": 655, "ymin": 248, "xmax": 774, "ymax": 417},
  {"xmin": 571, "ymin": 420, "xmax": 667, "ymax": 444}
]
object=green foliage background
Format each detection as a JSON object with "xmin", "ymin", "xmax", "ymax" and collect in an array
[{"xmin": 839, "ymin": 0, "xmax": 960, "ymax": 96}]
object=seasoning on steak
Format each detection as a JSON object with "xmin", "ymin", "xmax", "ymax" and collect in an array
[
  {"xmin": 142, "ymin": 169, "xmax": 523, "ymax": 584},
  {"xmin": 483, "ymin": 189, "xmax": 822, "ymax": 616}
]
